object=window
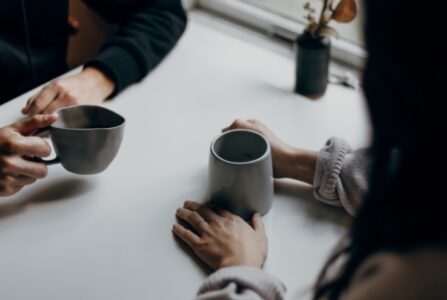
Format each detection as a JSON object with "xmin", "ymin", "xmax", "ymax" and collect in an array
[
  {"xmin": 240, "ymin": 0, "xmax": 364, "ymax": 46},
  {"xmin": 197, "ymin": 0, "xmax": 366, "ymax": 68}
]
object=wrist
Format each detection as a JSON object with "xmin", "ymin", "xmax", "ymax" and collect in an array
[
  {"xmin": 82, "ymin": 67, "xmax": 115, "ymax": 100},
  {"xmin": 277, "ymin": 147, "xmax": 317, "ymax": 184},
  {"xmin": 219, "ymin": 256, "xmax": 263, "ymax": 269}
]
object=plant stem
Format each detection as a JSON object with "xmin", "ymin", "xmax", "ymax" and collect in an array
[
  {"xmin": 316, "ymin": 0, "xmax": 330, "ymax": 36},
  {"xmin": 325, "ymin": 0, "xmax": 335, "ymax": 23},
  {"xmin": 328, "ymin": 0, "xmax": 335, "ymax": 11}
]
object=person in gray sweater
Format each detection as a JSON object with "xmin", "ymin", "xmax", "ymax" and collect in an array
[
  {"xmin": 174, "ymin": 119, "xmax": 369, "ymax": 299},
  {"xmin": 173, "ymin": 0, "xmax": 447, "ymax": 299}
]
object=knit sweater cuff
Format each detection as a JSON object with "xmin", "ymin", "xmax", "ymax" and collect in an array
[
  {"xmin": 313, "ymin": 137, "xmax": 352, "ymax": 206},
  {"xmin": 198, "ymin": 266, "xmax": 286, "ymax": 300}
]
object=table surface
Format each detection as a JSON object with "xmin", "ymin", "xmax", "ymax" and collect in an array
[{"xmin": 0, "ymin": 10, "xmax": 370, "ymax": 300}]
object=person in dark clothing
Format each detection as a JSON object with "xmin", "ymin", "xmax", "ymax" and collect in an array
[
  {"xmin": 0, "ymin": 0, "xmax": 187, "ymax": 114},
  {"xmin": 0, "ymin": 0, "xmax": 186, "ymax": 197}
]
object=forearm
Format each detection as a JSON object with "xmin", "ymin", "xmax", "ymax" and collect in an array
[
  {"xmin": 84, "ymin": 0, "xmax": 187, "ymax": 96},
  {"xmin": 80, "ymin": 67, "xmax": 115, "ymax": 100},
  {"xmin": 277, "ymin": 147, "xmax": 318, "ymax": 185},
  {"xmin": 276, "ymin": 138, "xmax": 370, "ymax": 216}
]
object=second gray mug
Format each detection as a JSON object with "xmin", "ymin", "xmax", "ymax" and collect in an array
[
  {"xmin": 35, "ymin": 105, "xmax": 125, "ymax": 175},
  {"xmin": 208, "ymin": 129, "xmax": 274, "ymax": 220}
]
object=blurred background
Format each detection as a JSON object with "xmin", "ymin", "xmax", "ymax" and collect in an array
[
  {"xmin": 68, "ymin": 0, "xmax": 364, "ymax": 69},
  {"xmin": 239, "ymin": 0, "xmax": 363, "ymax": 45}
]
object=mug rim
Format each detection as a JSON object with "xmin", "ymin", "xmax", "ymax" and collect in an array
[
  {"xmin": 210, "ymin": 129, "xmax": 271, "ymax": 166},
  {"xmin": 51, "ymin": 105, "xmax": 125, "ymax": 131}
]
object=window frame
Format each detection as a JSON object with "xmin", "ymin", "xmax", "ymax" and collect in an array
[{"xmin": 196, "ymin": 0, "xmax": 367, "ymax": 69}]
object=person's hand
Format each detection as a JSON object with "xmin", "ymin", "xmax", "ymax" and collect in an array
[
  {"xmin": 22, "ymin": 67, "xmax": 115, "ymax": 116},
  {"xmin": 173, "ymin": 201, "xmax": 267, "ymax": 270},
  {"xmin": 0, "ymin": 114, "xmax": 57, "ymax": 196},
  {"xmin": 223, "ymin": 119, "xmax": 317, "ymax": 183},
  {"xmin": 223, "ymin": 119, "xmax": 294, "ymax": 177}
]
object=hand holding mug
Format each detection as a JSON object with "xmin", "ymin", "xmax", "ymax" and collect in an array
[
  {"xmin": 223, "ymin": 119, "xmax": 295, "ymax": 178},
  {"xmin": 35, "ymin": 105, "xmax": 125, "ymax": 175},
  {"xmin": 223, "ymin": 119, "xmax": 317, "ymax": 184},
  {"xmin": 0, "ymin": 115, "xmax": 57, "ymax": 196}
]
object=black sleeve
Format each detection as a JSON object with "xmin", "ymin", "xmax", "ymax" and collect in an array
[{"xmin": 83, "ymin": 0, "xmax": 187, "ymax": 97}]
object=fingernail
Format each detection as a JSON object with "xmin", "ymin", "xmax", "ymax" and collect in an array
[{"xmin": 176, "ymin": 208, "xmax": 181, "ymax": 215}]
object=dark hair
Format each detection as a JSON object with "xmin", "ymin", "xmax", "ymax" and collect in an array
[{"xmin": 314, "ymin": 1, "xmax": 447, "ymax": 299}]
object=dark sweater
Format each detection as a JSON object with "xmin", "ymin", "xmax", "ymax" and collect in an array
[{"xmin": 0, "ymin": 0, "xmax": 187, "ymax": 104}]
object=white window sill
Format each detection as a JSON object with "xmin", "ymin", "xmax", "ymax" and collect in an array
[{"xmin": 195, "ymin": 0, "xmax": 367, "ymax": 70}]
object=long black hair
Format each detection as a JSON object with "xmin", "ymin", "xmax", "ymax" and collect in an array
[{"xmin": 314, "ymin": 1, "xmax": 447, "ymax": 299}]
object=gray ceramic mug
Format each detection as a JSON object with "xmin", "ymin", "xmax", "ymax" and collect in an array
[
  {"xmin": 34, "ymin": 105, "xmax": 125, "ymax": 175},
  {"xmin": 208, "ymin": 129, "xmax": 274, "ymax": 220}
]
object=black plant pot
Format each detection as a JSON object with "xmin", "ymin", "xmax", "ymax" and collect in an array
[{"xmin": 294, "ymin": 31, "xmax": 331, "ymax": 99}]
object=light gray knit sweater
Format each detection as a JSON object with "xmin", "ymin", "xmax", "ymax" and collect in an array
[{"xmin": 195, "ymin": 138, "xmax": 369, "ymax": 300}]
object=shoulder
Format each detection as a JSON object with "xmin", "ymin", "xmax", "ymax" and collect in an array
[{"xmin": 342, "ymin": 248, "xmax": 447, "ymax": 300}]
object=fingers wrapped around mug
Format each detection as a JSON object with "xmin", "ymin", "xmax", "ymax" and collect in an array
[{"xmin": 0, "ymin": 155, "xmax": 48, "ymax": 179}]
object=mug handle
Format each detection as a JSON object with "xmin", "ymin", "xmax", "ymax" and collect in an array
[{"xmin": 29, "ymin": 127, "xmax": 61, "ymax": 165}]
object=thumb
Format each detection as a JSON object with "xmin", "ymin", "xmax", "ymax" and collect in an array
[
  {"xmin": 11, "ymin": 114, "xmax": 57, "ymax": 136},
  {"xmin": 251, "ymin": 212, "xmax": 265, "ymax": 232}
]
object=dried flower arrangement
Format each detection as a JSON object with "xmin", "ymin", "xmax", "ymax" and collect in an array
[{"xmin": 304, "ymin": 0, "xmax": 357, "ymax": 38}]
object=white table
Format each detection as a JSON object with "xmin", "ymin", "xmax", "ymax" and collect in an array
[{"xmin": 0, "ymin": 10, "xmax": 370, "ymax": 300}]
